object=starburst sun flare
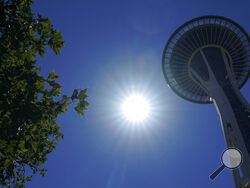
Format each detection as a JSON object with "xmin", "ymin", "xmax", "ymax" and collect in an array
[{"xmin": 122, "ymin": 94, "xmax": 150, "ymax": 122}]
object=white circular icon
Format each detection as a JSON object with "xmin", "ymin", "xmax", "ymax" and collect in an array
[{"xmin": 221, "ymin": 148, "xmax": 242, "ymax": 169}]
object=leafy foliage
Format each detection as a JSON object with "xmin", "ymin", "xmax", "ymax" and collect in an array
[{"xmin": 0, "ymin": 0, "xmax": 89, "ymax": 187}]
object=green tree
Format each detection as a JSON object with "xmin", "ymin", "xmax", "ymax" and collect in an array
[{"xmin": 0, "ymin": 0, "xmax": 89, "ymax": 187}]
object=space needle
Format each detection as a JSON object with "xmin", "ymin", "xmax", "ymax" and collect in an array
[{"xmin": 162, "ymin": 16, "xmax": 250, "ymax": 187}]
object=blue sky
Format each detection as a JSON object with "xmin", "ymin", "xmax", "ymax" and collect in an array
[{"xmin": 27, "ymin": 0, "xmax": 250, "ymax": 187}]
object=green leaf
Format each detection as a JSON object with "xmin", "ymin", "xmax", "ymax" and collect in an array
[
  {"xmin": 18, "ymin": 141, "xmax": 25, "ymax": 150},
  {"xmin": 71, "ymin": 89, "xmax": 78, "ymax": 100},
  {"xmin": 0, "ymin": 140, "xmax": 7, "ymax": 149},
  {"xmin": 53, "ymin": 47, "xmax": 60, "ymax": 55},
  {"xmin": 25, "ymin": 135, "xmax": 31, "ymax": 141},
  {"xmin": 55, "ymin": 123, "xmax": 61, "ymax": 130},
  {"xmin": 39, "ymin": 50, "xmax": 45, "ymax": 58},
  {"xmin": 48, "ymin": 70, "xmax": 60, "ymax": 80},
  {"xmin": 78, "ymin": 89, "xmax": 88, "ymax": 100},
  {"xmin": 31, "ymin": 125, "xmax": 37, "ymax": 132},
  {"xmin": 4, "ymin": 159, "xmax": 10, "ymax": 167},
  {"xmin": 61, "ymin": 103, "xmax": 68, "ymax": 111},
  {"xmin": 0, "ymin": 152, "xmax": 4, "ymax": 157},
  {"xmin": 74, "ymin": 105, "xmax": 85, "ymax": 116},
  {"xmin": 23, "ymin": 148, "xmax": 29, "ymax": 152},
  {"xmin": 48, "ymin": 70, "xmax": 56, "ymax": 79},
  {"xmin": 40, "ymin": 169, "xmax": 46, "ymax": 177},
  {"xmin": 62, "ymin": 95, "xmax": 69, "ymax": 102},
  {"xmin": 31, "ymin": 142, "xmax": 37, "ymax": 151}
]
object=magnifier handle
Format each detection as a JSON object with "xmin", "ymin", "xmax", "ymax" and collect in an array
[{"xmin": 210, "ymin": 164, "xmax": 226, "ymax": 180}]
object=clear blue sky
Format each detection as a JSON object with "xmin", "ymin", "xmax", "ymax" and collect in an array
[{"xmin": 27, "ymin": 0, "xmax": 250, "ymax": 187}]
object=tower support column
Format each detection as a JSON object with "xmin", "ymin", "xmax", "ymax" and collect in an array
[{"xmin": 190, "ymin": 47, "xmax": 250, "ymax": 187}]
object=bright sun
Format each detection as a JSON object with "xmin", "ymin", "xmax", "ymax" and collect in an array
[{"xmin": 122, "ymin": 95, "xmax": 150, "ymax": 122}]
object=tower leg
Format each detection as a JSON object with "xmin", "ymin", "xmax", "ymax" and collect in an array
[{"xmin": 190, "ymin": 46, "xmax": 250, "ymax": 187}]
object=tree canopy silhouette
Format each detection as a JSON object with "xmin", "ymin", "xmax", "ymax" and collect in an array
[{"xmin": 0, "ymin": 0, "xmax": 89, "ymax": 186}]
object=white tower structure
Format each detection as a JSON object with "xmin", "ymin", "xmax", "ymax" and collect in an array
[{"xmin": 162, "ymin": 16, "xmax": 250, "ymax": 188}]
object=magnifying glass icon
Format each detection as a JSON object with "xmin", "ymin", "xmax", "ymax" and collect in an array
[{"xmin": 210, "ymin": 148, "xmax": 242, "ymax": 180}]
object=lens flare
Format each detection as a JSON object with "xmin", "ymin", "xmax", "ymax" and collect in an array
[{"xmin": 122, "ymin": 95, "xmax": 149, "ymax": 122}]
